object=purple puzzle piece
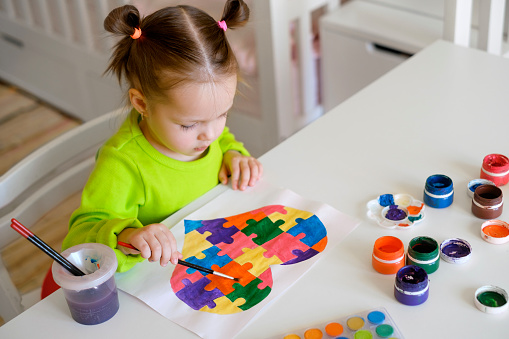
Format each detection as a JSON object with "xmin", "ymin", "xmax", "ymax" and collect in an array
[
  {"xmin": 282, "ymin": 248, "xmax": 320, "ymax": 265},
  {"xmin": 175, "ymin": 277, "xmax": 224, "ymax": 310},
  {"xmin": 196, "ymin": 218, "xmax": 239, "ymax": 245}
]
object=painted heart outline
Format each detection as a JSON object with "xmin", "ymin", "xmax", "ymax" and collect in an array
[{"xmin": 170, "ymin": 205, "xmax": 328, "ymax": 314}]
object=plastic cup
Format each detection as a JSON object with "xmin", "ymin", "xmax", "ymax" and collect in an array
[{"xmin": 52, "ymin": 243, "xmax": 119, "ymax": 325}]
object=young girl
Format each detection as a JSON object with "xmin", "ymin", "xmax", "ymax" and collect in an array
[{"xmin": 62, "ymin": 0, "xmax": 262, "ymax": 272}]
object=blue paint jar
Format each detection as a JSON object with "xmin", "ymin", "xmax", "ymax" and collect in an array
[
  {"xmin": 423, "ymin": 174, "xmax": 454, "ymax": 208},
  {"xmin": 394, "ymin": 265, "xmax": 429, "ymax": 306}
]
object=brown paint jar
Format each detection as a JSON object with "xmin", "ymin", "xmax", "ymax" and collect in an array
[{"xmin": 472, "ymin": 184, "xmax": 503, "ymax": 219}]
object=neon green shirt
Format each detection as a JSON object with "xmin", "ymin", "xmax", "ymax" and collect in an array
[{"xmin": 63, "ymin": 110, "xmax": 249, "ymax": 272}]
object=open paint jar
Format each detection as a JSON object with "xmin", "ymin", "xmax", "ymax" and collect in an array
[
  {"xmin": 394, "ymin": 265, "xmax": 429, "ymax": 306},
  {"xmin": 423, "ymin": 174, "xmax": 454, "ymax": 208},
  {"xmin": 474, "ymin": 285, "xmax": 508, "ymax": 314},
  {"xmin": 471, "ymin": 184, "xmax": 503, "ymax": 219},
  {"xmin": 480, "ymin": 153, "xmax": 509, "ymax": 186},
  {"xmin": 52, "ymin": 243, "xmax": 119, "ymax": 325},
  {"xmin": 481, "ymin": 219, "xmax": 509, "ymax": 244},
  {"xmin": 439, "ymin": 238, "xmax": 472, "ymax": 264},
  {"xmin": 372, "ymin": 236, "xmax": 405, "ymax": 274},
  {"xmin": 406, "ymin": 236, "xmax": 440, "ymax": 274}
]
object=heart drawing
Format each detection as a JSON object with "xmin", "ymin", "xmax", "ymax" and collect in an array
[{"xmin": 170, "ymin": 205, "xmax": 328, "ymax": 314}]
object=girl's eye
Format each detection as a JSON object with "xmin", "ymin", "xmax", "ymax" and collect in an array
[{"xmin": 180, "ymin": 123, "xmax": 197, "ymax": 131}]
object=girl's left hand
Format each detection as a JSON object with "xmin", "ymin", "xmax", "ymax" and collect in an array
[{"xmin": 219, "ymin": 150, "xmax": 263, "ymax": 190}]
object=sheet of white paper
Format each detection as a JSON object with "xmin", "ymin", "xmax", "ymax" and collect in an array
[{"xmin": 115, "ymin": 180, "xmax": 360, "ymax": 339}]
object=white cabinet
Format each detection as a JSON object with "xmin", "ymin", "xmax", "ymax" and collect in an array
[{"xmin": 320, "ymin": 0, "xmax": 444, "ymax": 112}]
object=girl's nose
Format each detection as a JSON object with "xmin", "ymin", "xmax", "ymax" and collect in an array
[{"xmin": 198, "ymin": 124, "xmax": 216, "ymax": 141}]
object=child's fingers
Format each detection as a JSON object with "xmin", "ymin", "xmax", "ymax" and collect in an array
[
  {"xmin": 238, "ymin": 161, "xmax": 251, "ymax": 190},
  {"xmin": 229, "ymin": 162, "xmax": 241, "ymax": 190},
  {"xmin": 248, "ymin": 159, "xmax": 262, "ymax": 187},
  {"xmin": 218, "ymin": 163, "xmax": 229, "ymax": 185}
]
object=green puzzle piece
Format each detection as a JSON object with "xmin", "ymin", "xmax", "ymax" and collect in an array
[
  {"xmin": 226, "ymin": 278, "xmax": 271, "ymax": 311},
  {"xmin": 242, "ymin": 217, "xmax": 285, "ymax": 245}
]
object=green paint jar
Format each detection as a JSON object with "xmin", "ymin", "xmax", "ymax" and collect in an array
[{"xmin": 406, "ymin": 236, "xmax": 440, "ymax": 274}]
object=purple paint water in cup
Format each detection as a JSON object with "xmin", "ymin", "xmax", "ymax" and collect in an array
[{"xmin": 52, "ymin": 243, "xmax": 119, "ymax": 325}]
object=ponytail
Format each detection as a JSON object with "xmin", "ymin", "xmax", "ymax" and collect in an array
[{"xmin": 220, "ymin": 0, "xmax": 250, "ymax": 30}]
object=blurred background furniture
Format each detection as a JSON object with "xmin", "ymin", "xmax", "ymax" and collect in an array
[
  {"xmin": 0, "ymin": 0, "xmax": 340, "ymax": 157},
  {"xmin": 321, "ymin": 0, "xmax": 509, "ymax": 112},
  {"xmin": 0, "ymin": 109, "xmax": 120, "ymax": 323}
]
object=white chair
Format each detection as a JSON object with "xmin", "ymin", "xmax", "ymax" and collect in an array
[
  {"xmin": 0, "ymin": 108, "xmax": 122, "ymax": 323},
  {"xmin": 444, "ymin": 0, "xmax": 509, "ymax": 56}
]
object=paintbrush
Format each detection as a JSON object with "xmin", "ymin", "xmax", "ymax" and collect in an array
[
  {"xmin": 117, "ymin": 241, "xmax": 239, "ymax": 281},
  {"xmin": 10, "ymin": 218, "xmax": 86, "ymax": 276}
]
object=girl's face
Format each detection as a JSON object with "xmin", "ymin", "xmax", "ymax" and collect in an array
[{"xmin": 138, "ymin": 75, "xmax": 237, "ymax": 162}]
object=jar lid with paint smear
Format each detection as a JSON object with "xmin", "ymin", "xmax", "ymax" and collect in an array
[
  {"xmin": 406, "ymin": 236, "xmax": 440, "ymax": 274},
  {"xmin": 474, "ymin": 285, "xmax": 508, "ymax": 314},
  {"xmin": 394, "ymin": 265, "xmax": 429, "ymax": 306},
  {"xmin": 481, "ymin": 219, "xmax": 509, "ymax": 244},
  {"xmin": 439, "ymin": 238, "xmax": 472, "ymax": 264},
  {"xmin": 372, "ymin": 236, "xmax": 405, "ymax": 274},
  {"xmin": 480, "ymin": 153, "xmax": 509, "ymax": 186},
  {"xmin": 423, "ymin": 174, "xmax": 454, "ymax": 208},
  {"xmin": 471, "ymin": 184, "xmax": 503, "ymax": 219},
  {"xmin": 467, "ymin": 179, "xmax": 495, "ymax": 198}
]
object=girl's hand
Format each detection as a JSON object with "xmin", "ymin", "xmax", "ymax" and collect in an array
[
  {"xmin": 219, "ymin": 150, "xmax": 263, "ymax": 190},
  {"xmin": 117, "ymin": 224, "xmax": 182, "ymax": 266}
]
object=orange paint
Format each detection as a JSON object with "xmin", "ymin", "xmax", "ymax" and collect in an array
[
  {"xmin": 205, "ymin": 261, "xmax": 255, "ymax": 294},
  {"xmin": 407, "ymin": 203, "xmax": 424, "ymax": 215},
  {"xmin": 483, "ymin": 225, "xmax": 509, "ymax": 238},
  {"xmin": 325, "ymin": 322, "xmax": 343, "ymax": 336},
  {"xmin": 303, "ymin": 328, "xmax": 323, "ymax": 339},
  {"xmin": 372, "ymin": 236, "xmax": 405, "ymax": 274},
  {"xmin": 311, "ymin": 236, "xmax": 328, "ymax": 252}
]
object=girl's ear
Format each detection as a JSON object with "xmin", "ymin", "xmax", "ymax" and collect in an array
[{"xmin": 129, "ymin": 88, "xmax": 148, "ymax": 116}]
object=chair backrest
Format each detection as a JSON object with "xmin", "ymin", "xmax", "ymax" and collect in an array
[
  {"xmin": 0, "ymin": 109, "xmax": 122, "ymax": 322},
  {"xmin": 444, "ymin": 0, "xmax": 509, "ymax": 56}
]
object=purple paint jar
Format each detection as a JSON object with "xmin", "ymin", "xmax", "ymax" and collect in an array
[
  {"xmin": 52, "ymin": 243, "xmax": 119, "ymax": 325},
  {"xmin": 394, "ymin": 265, "xmax": 429, "ymax": 306}
]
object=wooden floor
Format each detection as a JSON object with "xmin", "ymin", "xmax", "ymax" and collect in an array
[{"xmin": 0, "ymin": 81, "xmax": 82, "ymax": 326}]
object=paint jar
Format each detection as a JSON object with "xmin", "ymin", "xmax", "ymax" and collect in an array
[
  {"xmin": 471, "ymin": 184, "xmax": 503, "ymax": 219},
  {"xmin": 406, "ymin": 236, "xmax": 439, "ymax": 274},
  {"xmin": 394, "ymin": 265, "xmax": 429, "ymax": 306},
  {"xmin": 423, "ymin": 174, "xmax": 454, "ymax": 208},
  {"xmin": 480, "ymin": 154, "xmax": 509, "ymax": 186},
  {"xmin": 481, "ymin": 219, "xmax": 509, "ymax": 244},
  {"xmin": 474, "ymin": 285, "xmax": 508, "ymax": 314},
  {"xmin": 372, "ymin": 236, "xmax": 405, "ymax": 274},
  {"xmin": 439, "ymin": 238, "xmax": 472, "ymax": 264},
  {"xmin": 52, "ymin": 243, "xmax": 119, "ymax": 325}
]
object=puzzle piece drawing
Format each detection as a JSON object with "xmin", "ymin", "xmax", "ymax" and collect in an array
[{"xmin": 170, "ymin": 205, "xmax": 328, "ymax": 314}]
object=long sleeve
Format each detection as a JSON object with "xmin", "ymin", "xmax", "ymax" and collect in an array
[
  {"xmin": 218, "ymin": 126, "xmax": 250, "ymax": 156},
  {"xmin": 63, "ymin": 146, "xmax": 147, "ymax": 272}
]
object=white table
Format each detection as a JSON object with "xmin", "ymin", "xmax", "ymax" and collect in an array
[{"xmin": 2, "ymin": 40, "xmax": 509, "ymax": 338}]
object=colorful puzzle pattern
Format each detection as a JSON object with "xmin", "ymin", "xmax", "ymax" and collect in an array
[{"xmin": 170, "ymin": 205, "xmax": 328, "ymax": 314}]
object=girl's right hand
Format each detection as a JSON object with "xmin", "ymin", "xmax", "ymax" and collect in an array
[{"xmin": 117, "ymin": 224, "xmax": 182, "ymax": 266}]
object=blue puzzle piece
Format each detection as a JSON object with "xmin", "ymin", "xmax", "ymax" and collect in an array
[
  {"xmin": 185, "ymin": 246, "xmax": 233, "ymax": 275},
  {"xmin": 195, "ymin": 218, "xmax": 239, "ymax": 245},
  {"xmin": 175, "ymin": 277, "xmax": 224, "ymax": 310},
  {"xmin": 184, "ymin": 220, "xmax": 205, "ymax": 234},
  {"xmin": 286, "ymin": 215, "xmax": 326, "ymax": 247}
]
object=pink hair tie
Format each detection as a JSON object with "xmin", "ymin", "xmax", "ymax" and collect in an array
[
  {"xmin": 217, "ymin": 20, "xmax": 227, "ymax": 32},
  {"xmin": 131, "ymin": 27, "xmax": 142, "ymax": 39}
]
